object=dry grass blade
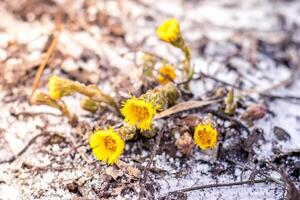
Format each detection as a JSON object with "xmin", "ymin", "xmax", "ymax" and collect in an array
[
  {"xmin": 154, "ymin": 99, "xmax": 221, "ymax": 119},
  {"xmin": 30, "ymin": 23, "xmax": 63, "ymax": 102}
]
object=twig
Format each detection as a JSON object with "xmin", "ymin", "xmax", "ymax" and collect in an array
[
  {"xmin": 208, "ymin": 109, "xmax": 251, "ymax": 135},
  {"xmin": 164, "ymin": 179, "xmax": 267, "ymax": 196},
  {"xmin": 260, "ymin": 93, "xmax": 300, "ymax": 103},
  {"xmin": 226, "ymin": 158, "xmax": 284, "ymax": 186},
  {"xmin": 138, "ymin": 129, "xmax": 165, "ymax": 200},
  {"xmin": 30, "ymin": 23, "xmax": 62, "ymax": 101},
  {"xmin": 268, "ymin": 163, "xmax": 300, "ymax": 199},
  {"xmin": 177, "ymin": 73, "xmax": 241, "ymax": 90},
  {"xmin": 0, "ymin": 133, "xmax": 49, "ymax": 164}
]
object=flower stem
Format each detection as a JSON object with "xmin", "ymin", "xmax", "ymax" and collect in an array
[
  {"xmin": 180, "ymin": 40, "xmax": 193, "ymax": 81},
  {"xmin": 72, "ymin": 83, "xmax": 117, "ymax": 109}
]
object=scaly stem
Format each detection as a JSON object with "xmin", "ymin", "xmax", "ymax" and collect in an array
[
  {"xmin": 181, "ymin": 41, "xmax": 193, "ymax": 80},
  {"xmin": 72, "ymin": 83, "xmax": 117, "ymax": 109}
]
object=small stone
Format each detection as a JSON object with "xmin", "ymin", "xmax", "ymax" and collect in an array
[{"xmin": 273, "ymin": 126, "xmax": 291, "ymax": 141}]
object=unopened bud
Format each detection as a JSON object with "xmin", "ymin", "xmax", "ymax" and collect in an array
[
  {"xmin": 241, "ymin": 104, "xmax": 267, "ymax": 124},
  {"xmin": 31, "ymin": 92, "xmax": 60, "ymax": 110},
  {"xmin": 214, "ymin": 87, "xmax": 226, "ymax": 98},
  {"xmin": 118, "ymin": 124, "xmax": 137, "ymax": 141},
  {"xmin": 48, "ymin": 75, "xmax": 77, "ymax": 100},
  {"xmin": 80, "ymin": 97, "xmax": 99, "ymax": 113},
  {"xmin": 176, "ymin": 132, "xmax": 194, "ymax": 156},
  {"xmin": 224, "ymin": 88, "xmax": 236, "ymax": 115}
]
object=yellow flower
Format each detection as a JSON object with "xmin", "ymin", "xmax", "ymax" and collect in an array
[
  {"xmin": 157, "ymin": 65, "xmax": 176, "ymax": 85},
  {"xmin": 121, "ymin": 98, "xmax": 157, "ymax": 131},
  {"xmin": 48, "ymin": 75, "xmax": 75, "ymax": 100},
  {"xmin": 89, "ymin": 129, "xmax": 125, "ymax": 164},
  {"xmin": 194, "ymin": 123, "xmax": 218, "ymax": 150},
  {"xmin": 156, "ymin": 18, "xmax": 180, "ymax": 43}
]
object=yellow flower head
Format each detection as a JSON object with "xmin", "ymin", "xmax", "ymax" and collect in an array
[
  {"xmin": 121, "ymin": 98, "xmax": 157, "ymax": 131},
  {"xmin": 89, "ymin": 129, "xmax": 125, "ymax": 164},
  {"xmin": 156, "ymin": 18, "xmax": 180, "ymax": 43},
  {"xmin": 194, "ymin": 123, "xmax": 218, "ymax": 150},
  {"xmin": 157, "ymin": 65, "xmax": 176, "ymax": 85},
  {"xmin": 48, "ymin": 75, "xmax": 74, "ymax": 100}
]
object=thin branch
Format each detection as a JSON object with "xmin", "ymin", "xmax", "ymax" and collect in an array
[
  {"xmin": 164, "ymin": 179, "xmax": 267, "ymax": 196},
  {"xmin": 138, "ymin": 129, "xmax": 165, "ymax": 200},
  {"xmin": 30, "ymin": 23, "xmax": 62, "ymax": 101},
  {"xmin": 0, "ymin": 133, "xmax": 49, "ymax": 164},
  {"xmin": 177, "ymin": 73, "xmax": 241, "ymax": 90},
  {"xmin": 226, "ymin": 158, "xmax": 284, "ymax": 186},
  {"xmin": 260, "ymin": 93, "xmax": 300, "ymax": 103},
  {"xmin": 208, "ymin": 109, "xmax": 251, "ymax": 135}
]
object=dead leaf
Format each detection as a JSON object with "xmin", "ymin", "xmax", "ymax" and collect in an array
[
  {"xmin": 116, "ymin": 160, "xmax": 141, "ymax": 179},
  {"xmin": 154, "ymin": 99, "xmax": 221, "ymax": 120},
  {"xmin": 127, "ymin": 166, "xmax": 141, "ymax": 179},
  {"xmin": 181, "ymin": 115, "xmax": 202, "ymax": 129},
  {"xmin": 105, "ymin": 166, "xmax": 123, "ymax": 180}
]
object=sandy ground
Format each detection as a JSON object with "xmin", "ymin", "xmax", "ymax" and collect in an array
[{"xmin": 0, "ymin": 0, "xmax": 300, "ymax": 199}]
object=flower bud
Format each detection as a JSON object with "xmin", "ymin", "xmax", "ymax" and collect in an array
[
  {"xmin": 241, "ymin": 104, "xmax": 267, "ymax": 123},
  {"xmin": 176, "ymin": 132, "xmax": 194, "ymax": 156},
  {"xmin": 224, "ymin": 88, "xmax": 236, "ymax": 115},
  {"xmin": 80, "ymin": 97, "xmax": 99, "ymax": 113},
  {"xmin": 48, "ymin": 75, "xmax": 77, "ymax": 100},
  {"xmin": 156, "ymin": 18, "xmax": 181, "ymax": 44},
  {"xmin": 157, "ymin": 65, "xmax": 176, "ymax": 85}
]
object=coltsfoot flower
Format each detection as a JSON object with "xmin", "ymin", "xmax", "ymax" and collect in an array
[
  {"xmin": 156, "ymin": 18, "xmax": 180, "ymax": 44},
  {"xmin": 89, "ymin": 129, "xmax": 125, "ymax": 164},
  {"xmin": 156, "ymin": 18, "xmax": 193, "ymax": 81},
  {"xmin": 121, "ymin": 98, "xmax": 157, "ymax": 131},
  {"xmin": 194, "ymin": 122, "xmax": 218, "ymax": 150},
  {"xmin": 121, "ymin": 83, "xmax": 179, "ymax": 131},
  {"xmin": 48, "ymin": 75, "xmax": 116, "ymax": 108},
  {"xmin": 157, "ymin": 65, "xmax": 176, "ymax": 85},
  {"xmin": 48, "ymin": 75, "xmax": 76, "ymax": 100}
]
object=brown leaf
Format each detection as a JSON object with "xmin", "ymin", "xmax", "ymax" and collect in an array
[
  {"xmin": 154, "ymin": 100, "xmax": 221, "ymax": 120},
  {"xmin": 127, "ymin": 166, "xmax": 141, "ymax": 179},
  {"xmin": 105, "ymin": 166, "xmax": 123, "ymax": 180},
  {"xmin": 181, "ymin": 115, "xmax": 202, "ymax": 129}
]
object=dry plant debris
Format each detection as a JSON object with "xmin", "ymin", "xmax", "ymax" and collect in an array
[{"xmin": 0, "ymin": 0, "xmax": 300, "ymax": 200}]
